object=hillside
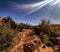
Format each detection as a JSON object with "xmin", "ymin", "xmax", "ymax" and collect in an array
[
  {"xmin": 0, "ymin": 16, "xmax": 60, "ymax": 52},
  {"xmin": 10, "ymin": 29, "xmax": 60, "ymax": 52}
]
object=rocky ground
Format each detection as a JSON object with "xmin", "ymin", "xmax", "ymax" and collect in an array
[{"xmin": 10, "ymin": 29, "xmax": 60, "ymax": 52}]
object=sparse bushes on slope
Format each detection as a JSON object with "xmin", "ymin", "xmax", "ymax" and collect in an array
[
  {"xmin": 0, "ymin": 16, "xmax": 60, "ymax": 52},
  {"xmin": 0, "ymin": 17, "xmax": 18, "ymax": 52}
]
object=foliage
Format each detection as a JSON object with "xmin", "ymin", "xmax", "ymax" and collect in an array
[
  {"xmin": 0, "ymin": 17, "xmax": 17, "ymax": 52},
  {"xmin": 0, "ymin": 16, "xmax": 60, "ymax": 52}
]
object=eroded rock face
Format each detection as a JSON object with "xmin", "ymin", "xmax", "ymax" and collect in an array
[
  {"xmin": 10, "ymin": 29, "xmax": 58, "ymax": 52},
  {"xmin": 0, "ymin": 16, "xmax": 3, "ymax": 22}
]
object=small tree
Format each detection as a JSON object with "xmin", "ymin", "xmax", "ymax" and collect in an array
[{"xmin": 39, "ymin": 19, "xmax": 51, "ymax": 34}]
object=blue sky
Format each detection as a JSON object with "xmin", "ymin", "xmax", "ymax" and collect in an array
[{"xmin": 0, "ymin": 0, "xmax": 60, "ymax": 25}]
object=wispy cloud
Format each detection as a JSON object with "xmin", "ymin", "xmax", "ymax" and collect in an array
[
  {"xmin": 11, "ymin": 0, "xmax": 60, "ymax": 15},
  {"xmin": 11, "ymin": 0, "xmax": 53, "ymax": 14},
  {"xmin": 11, "ymin": 1, "xmax": 46, "ymax": 10}
]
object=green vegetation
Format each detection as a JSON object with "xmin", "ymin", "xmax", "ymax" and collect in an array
[{"xmin": 0, "ymin": 16, "xmax": 60, "ymax": 52}]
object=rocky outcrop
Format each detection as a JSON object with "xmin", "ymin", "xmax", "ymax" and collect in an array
[
  {"xmin": 10, "ymin": 29, "xmax": 59, "ymax": 52},
  {"xmin": 0, "ymin": 16, "xmax": 3, "ymax": 22}
]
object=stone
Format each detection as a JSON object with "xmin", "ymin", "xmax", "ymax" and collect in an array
[{"xmin": 10, "ymin": 29, "xmax": 58, "ymax": 52}]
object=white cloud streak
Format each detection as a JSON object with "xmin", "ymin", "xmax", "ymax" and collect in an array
[
  {"xmin": 26, "ymin": 0, "xmax": 53, "ymax": 15},
  {"xmin": 12, "ymin": 0, "xmax": 60, "ymax": 15},
  {"xmin": 50, "ymin": 0, "xmax": 60, "ymax": 5}
]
